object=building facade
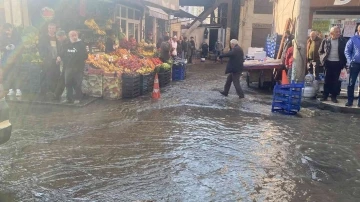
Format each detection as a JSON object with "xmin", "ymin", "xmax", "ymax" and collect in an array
[
  {"xmin": 1, "ymin": 0, "xmax": 30, "ymax": 27},
  {"xmin": 273, "ymin": 0, "xmax": 360, "ymax": 34},
  {"xmin": 238, "ymin": 0, "xmax": 273, "ymax": 54}
]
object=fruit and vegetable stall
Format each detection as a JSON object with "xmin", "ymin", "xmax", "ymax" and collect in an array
[{"xmin": 83, "ymin": 44, "xmax": 187, "ymax": 100}]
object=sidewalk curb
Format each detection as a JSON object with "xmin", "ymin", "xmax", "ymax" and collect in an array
[
  {"xmin": 302, "ymin": 99, "xmax": 360, "ymax": 115},
  {"xmin": 6, "ymin": 96, "xmax": 98, "ymax": 108}
]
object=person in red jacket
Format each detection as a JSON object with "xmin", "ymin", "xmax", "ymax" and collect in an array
[{"xmin": 285, "ymin": 40, "xmax": 294, "ymax": 81}]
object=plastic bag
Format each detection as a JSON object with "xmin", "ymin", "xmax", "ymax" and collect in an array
[{"xmin": 339, "ymin": 68, "xmax": 348, "ymax": 81}]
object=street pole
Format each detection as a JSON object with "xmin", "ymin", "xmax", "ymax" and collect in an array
[{"xmin": 292, "ymin": 0, "xmax": 310, "ymax": 82}]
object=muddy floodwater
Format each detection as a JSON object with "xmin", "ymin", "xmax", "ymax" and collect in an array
[{"xmin": 0, "ymin": 64, "xmax": 360, "ymax": 202}]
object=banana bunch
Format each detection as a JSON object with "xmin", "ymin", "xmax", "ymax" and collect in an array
[
  {"xmin": 85, "ymin": 19, "xmax": 100, "ymax": 30},
  {"xmin": 96, "ymin": 29, "xmax": 106, "ymax": 35},
  {"xmin": 136, "ymin": 67, "xmax": 153, "ymax": 75}
]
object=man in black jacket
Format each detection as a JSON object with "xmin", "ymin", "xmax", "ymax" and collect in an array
[
  {"xmin": 318, "ymin": 26, "xmax": 347, "ymax": 103},
  {"xmin": 53, "ymin": 30, "xmax": 70, "ymax": 101},
  {"xmin": 38, "ymin": 23, "xmax": 59, "ymax": 97},
  {"xmin": 218, "ymin": 39, "xmax": 245, "ymax": 99},
  {"xmin": 188, "ymin": 37, "xmax": 196, "ymax": 64},
  {"xmin": 59, "ymin": 31, "xmax": 88, "ymax": 104}
]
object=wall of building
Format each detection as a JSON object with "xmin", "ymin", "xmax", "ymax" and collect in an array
[
  {"xmin": 170, "ymin": 21, "xmax": 182, "ymax": 37},
  {"xmin": 2, "ymin": 0, "xmax": 30, "ymax": 27},
  {"xmin": 273, "ymin": 0, "xmax": 295, "ymax": 34},
  {"xmin": 273, "ymin": 0, "xmax": 360, "ymax": 34},
  {"xmin": 0, "ymin": 0, "xmax": 5, "ymax": 25},
  {"xmin": 238, "ymin": 0, "xmax": 273, "ymax": 54},
  {"xmin": 183, "ymin": 27, "xmax": 208, "ymax": 49}
]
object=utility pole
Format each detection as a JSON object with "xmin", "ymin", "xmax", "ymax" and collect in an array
[{"xmin": 292, "ymin": 0, "xmax": 310, "ymax": 82}]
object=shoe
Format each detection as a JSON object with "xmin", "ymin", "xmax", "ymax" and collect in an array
[
  {"xmin": 219, "ymin": 91, "xmax": 228, "ymax": 97},
  {"xmin": 16, "ymin": 89, "xmax": 22, "ymax": 97},
  {"xmin": 239, "ymin": 95, "xmax": 245, "ymax": 99},
  {"xmin": 345, "ymin": 102, "xmax": 353, "ymax": 107},
  {"xmin": 331, "ymin": 97, "xmax": 338, "ymax": 103},
  {"xmin": 74, "ymin": 100, "xmax": 80, "ymax": 104},
  {"xmin": 7, "ymin": 89, "xmax": 15, "ymax": 96}
]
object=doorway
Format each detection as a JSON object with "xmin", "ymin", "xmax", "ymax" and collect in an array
[
  {"xmin": 251, "ymin": 27, "xmax": 272, "ymax": 48},
  {"xmin": 209, "ymin": 29, "xmax": 219, "ymax": 52}
]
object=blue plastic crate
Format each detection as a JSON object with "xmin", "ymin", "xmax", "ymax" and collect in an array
[
  {"xmin": 271, "ymin": 82, "xmax": 304, "ymax": 115},
  {"xmin": 172, "ymin": 63, "xmax": 186, "ymax": 81}
]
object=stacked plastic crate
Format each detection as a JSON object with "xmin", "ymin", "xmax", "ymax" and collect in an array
[
  {"xmin": 172, "ymin": 62, "xmax": 186, "ymax": 81},
  {"xmin": 265, "ymin": 34, "xmax": 282, "ymax": 59},
  {"xmin": 272, "ymin": 82, "xmax": 304, "ymax": 115}
]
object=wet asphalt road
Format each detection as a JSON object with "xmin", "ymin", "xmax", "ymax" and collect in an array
[{"xmin": 0, "ymin": 63, "xmax": 360, "ymax": 202}]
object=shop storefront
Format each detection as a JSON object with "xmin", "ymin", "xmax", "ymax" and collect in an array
[
  {"xmin": 114, "ymin": 4, "xmax": 142, "ymax": 42},
  {"xmin": 144, "ymin": 6, "xmax": 168, "ymax": 44}
]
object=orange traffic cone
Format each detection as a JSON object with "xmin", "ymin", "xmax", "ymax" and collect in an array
[
  {"xmin": 152, "ymin": 73, "xmax": 161, "ymax": 99},
  {"xmin": 281, "ymin": 70, "xmax": 289, "ymax": 85}
]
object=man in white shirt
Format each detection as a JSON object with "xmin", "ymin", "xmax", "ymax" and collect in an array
[
  {"xmin": 171, "ymin": 36, "xmax": 178, "ymax": 57},
  {"xmin": 318, "ymin": 26, "xmax": 347, "ymax": 103}
]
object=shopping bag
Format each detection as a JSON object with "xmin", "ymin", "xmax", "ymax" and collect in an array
[{"xmin": 339, "ymin": 68, "xmax": 348, "ymax": 81}]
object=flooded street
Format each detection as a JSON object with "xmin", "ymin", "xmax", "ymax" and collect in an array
[{"xmin": 1, "ymin": 64, "xmax": 360, "ymax": 202}]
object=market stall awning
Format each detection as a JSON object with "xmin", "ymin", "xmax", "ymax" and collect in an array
[
  {"xmin": 146, "ymin": 6, "xmax": 168, "ymax": 20},
  {"xmin": 174, "ymin": 9, "xmax": 198, "ymax": 19}
]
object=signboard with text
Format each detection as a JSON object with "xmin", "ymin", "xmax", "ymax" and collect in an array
[
  {"xmin": 311, "ymin": 0, "xmax": 360, "ymax": 7},
  {"xmin": 343, "ymin": 21, "xmax": 357, "ymax": 37}
]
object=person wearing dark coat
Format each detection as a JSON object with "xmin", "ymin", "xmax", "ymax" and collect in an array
[
  {"xmin": 188, "ymin": 37, "xmax": 196, "ymax": 64},
  {"xmin": 0, "ymin": 23, "xmax": 22, "ymax": 96},
  {"xmin": 38, "ymin": 23, "xmax": 60, "ymax": 96},
  {"xmin": 201, "ymin": 41, "xmax": 209, "ymax": 59},
  {"xmin": 160, "ymin": 36, "xmax": 171, "ymax": 62},
  {"xmin": 218, "ymin": 39, "xmax": 245, "ymax": 99},
  {"xmin": 318, "ymin": 26, "xmax": 347, "ymax": 103},
  {"xmin": 53, "ymin": 30, "xmax": 71, "ymax": 101},
  {"xmin": 307, "ymin": 31, "xmax": 323, "ymax": 79},
  {"xmin": 58, "ymin": 31, "xmax": 88, "ymax": 104}
]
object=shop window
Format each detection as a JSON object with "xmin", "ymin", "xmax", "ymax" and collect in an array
[
  {"xmin": 116, "ymin": 4, "xmax": 141, "ymax": 40},
  {"xmin": 128, "ymin": 9, "xmax": 134, "ymax": 19},
  {"xmin": 121, "ymin": 6, "xmax": 127, "ymax": 18},
  {"xmin": 121, "ymin": 19, "xmax": 127, "ymax": 33},
  {"xmin": 128, "ymin": 23, "xmax": 135, "ymax": 38},
  {"xmin": 251, "ymin": 27, "xmax": 271, "ymax": 48},
  {"xmin": 254, "ymin": 0, "xmax": 273, "ymax": 15},
  {"xmin": 135, "ymin": 10, "xmax": 141, "ymax": 20},
  {"xmin": 135, "ymin": 24, "xmax": 139, "ymax": 42}
]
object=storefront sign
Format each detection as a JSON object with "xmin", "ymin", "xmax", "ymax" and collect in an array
[
  {"xmin": 343, "ymin": 21, "xmax": 357, "ymax": 37},
  {"xmin": 334, "ymin": 0, "xmax": 352, "ymax": 5},
  {"xmin": 41, "ymin": 7, "xmax": 55, "ymax": 21},
  {"xmin": 312, "ymin": 20, "xmax": 331, "ymax": 33}
]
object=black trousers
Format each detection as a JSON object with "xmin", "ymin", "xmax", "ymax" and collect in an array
[
  {"xmin": 188, "ymin": 50, "xmax": 194, "ymax": 63},
  {"xmin": 54, "ymin": 70, "xmax": 65, "ymax": 99},
  {"xmin": 347, "ymin": 62, "xmax": 360, "ymax": 104},
  {"xmin": 65, "ymin": 68, "xmax": 83, "ymax": 101},
  {"xmin": 41, "ymin": 59, "xmax": 60, "ymax": 94},
  {"xmin": 223, "ymin": 72, "xmax": 244, "ymax": 97},
  {"xmin": 323, "ymin": 60, "xmax": 342, "ymax": 98}
]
